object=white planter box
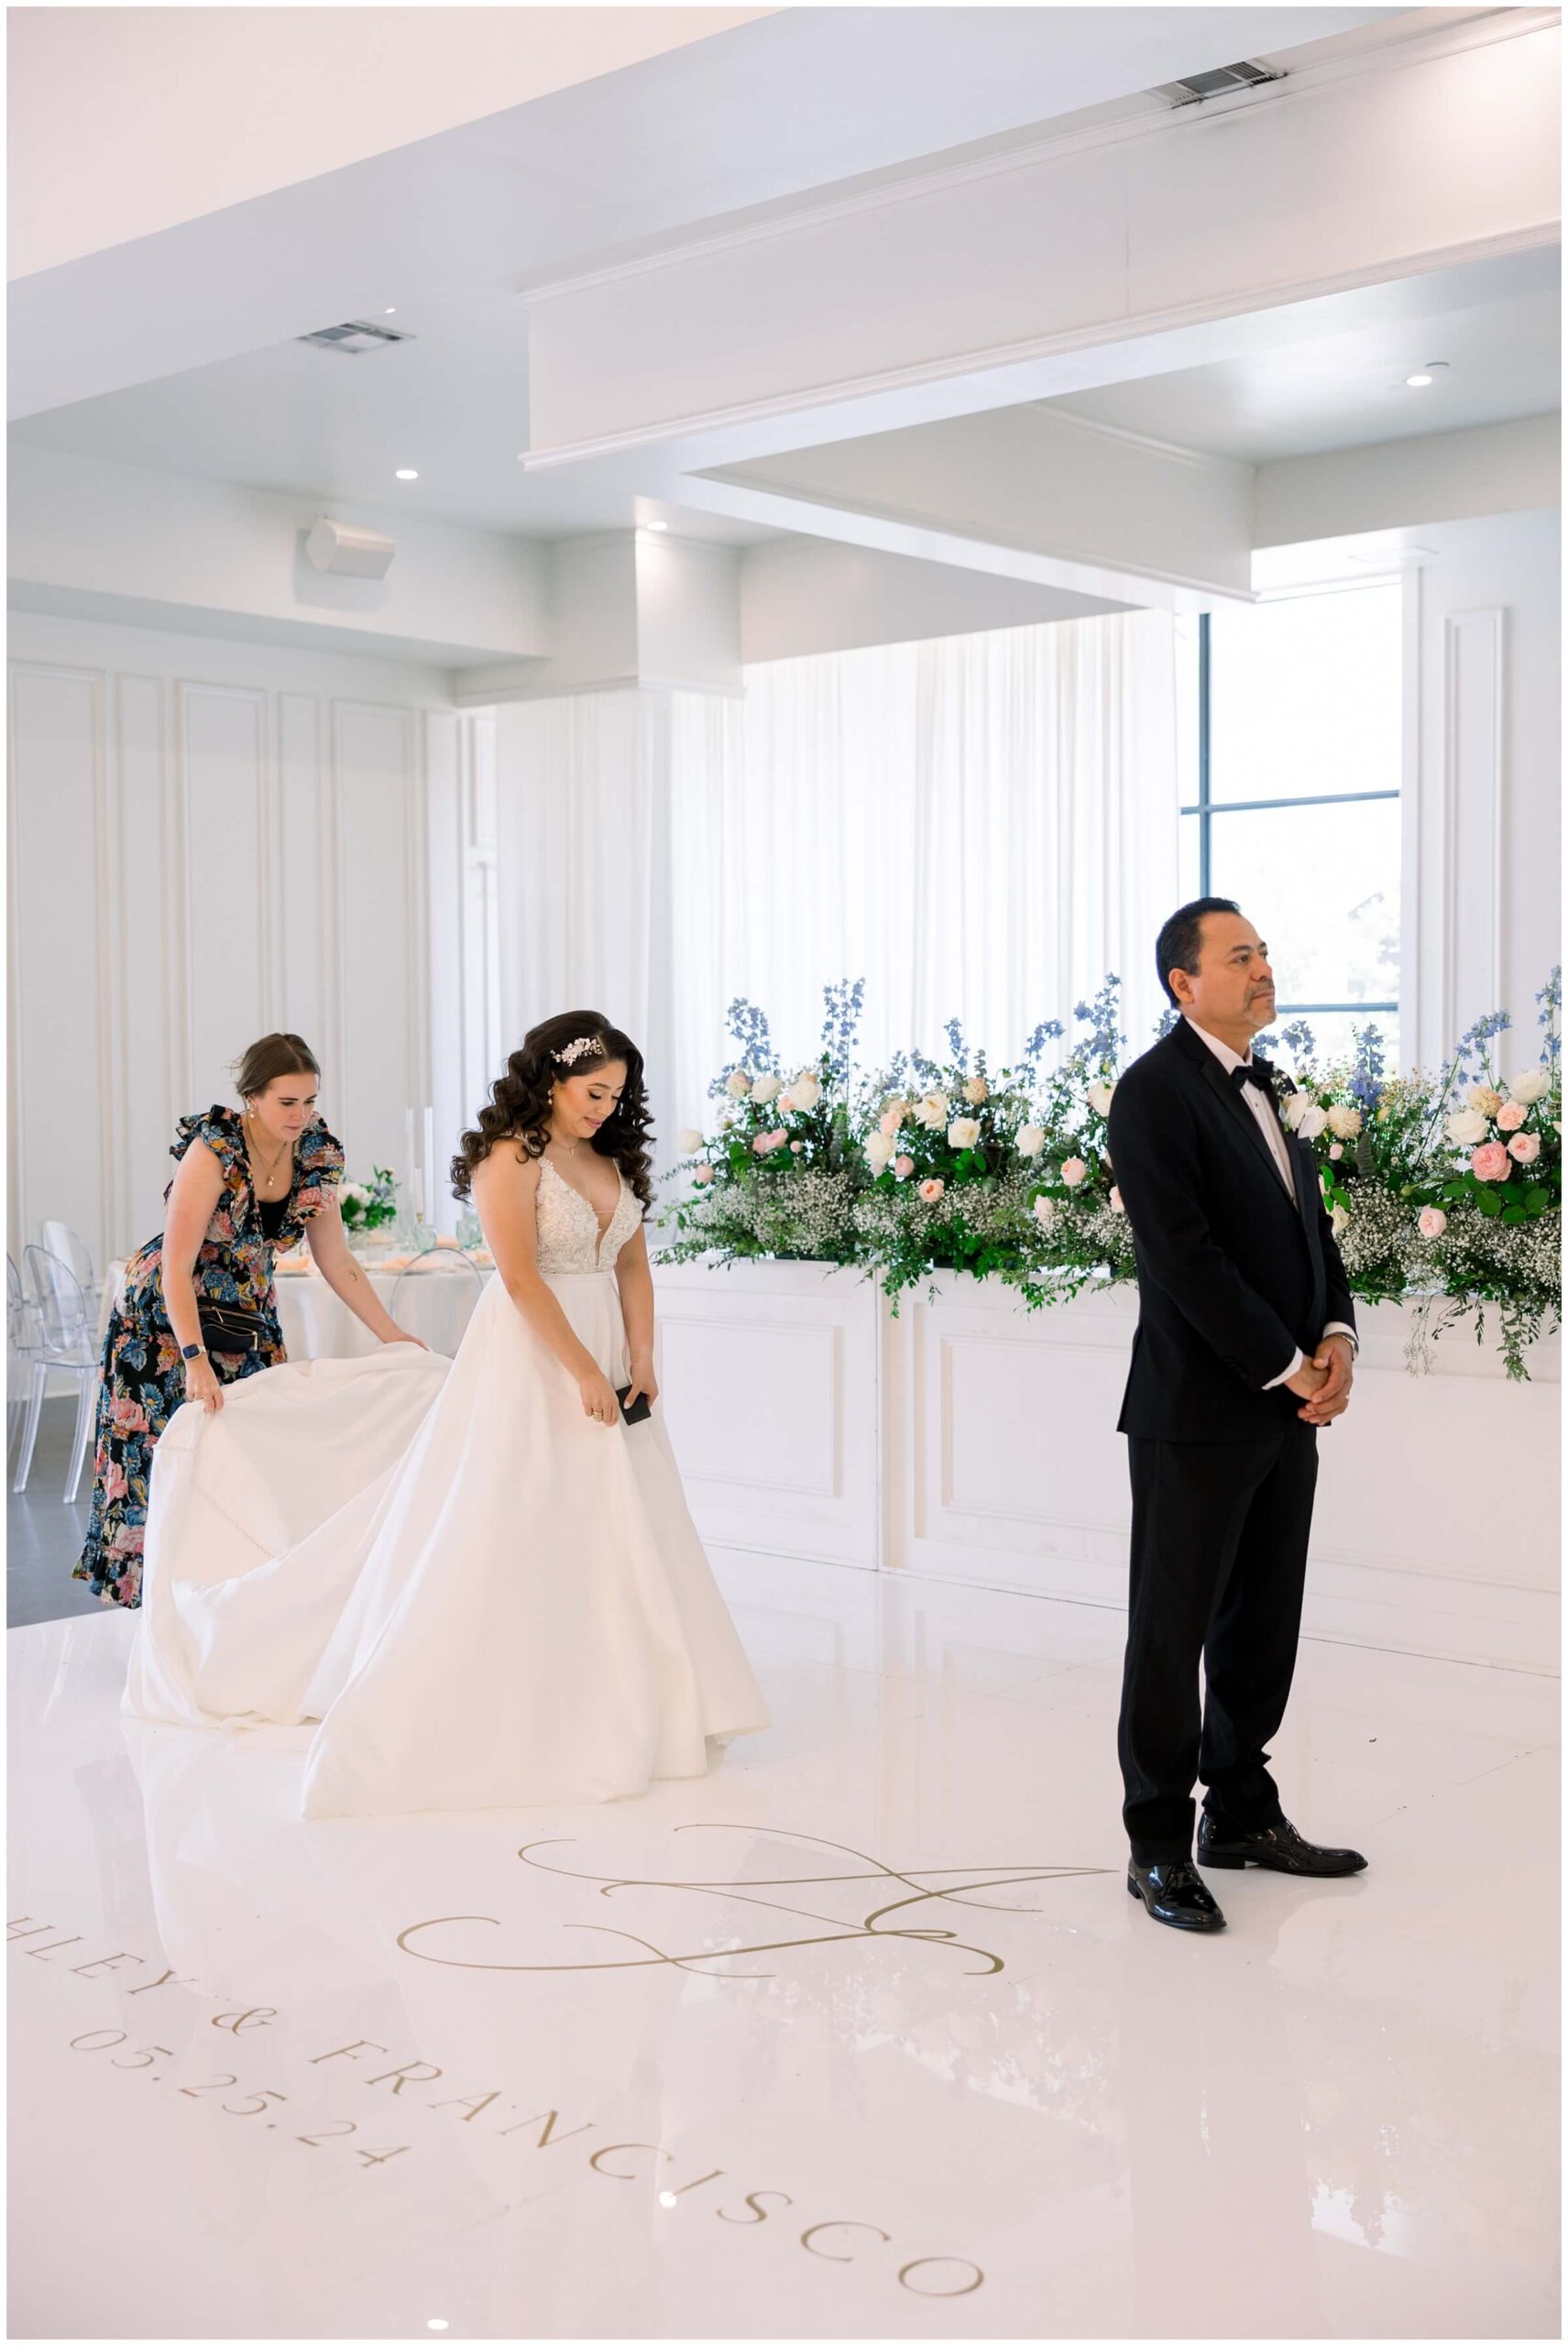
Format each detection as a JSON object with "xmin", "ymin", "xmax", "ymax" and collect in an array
[{"xmin": 657, "ymin": 1259, "xmax": 1561, "ymax": 1674}]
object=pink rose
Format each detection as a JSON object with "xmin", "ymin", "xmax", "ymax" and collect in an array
[
  {"xmin": 1060, "ymin": 1157, "xmax": 1088, "ymax": 1188},
  {"xmin": 1507, "ymin": 1131, "xmax": 1541, "ymax": 1165},
  {"xmin": 878, "ymin": 1109, "xmax": 904, "ymax": 1137},
  {"xmin": 919, "ymin": 1178, "xmax": 945, "ymax": 1203},
  {"xmin": 894, "ymin": 1156, "xmax": 915, "ymax": 1179},
  {"xmin": 692, "ymin": 1165, "xmax": 714, "ymax": 1185},
  {"xmin": 1497, "ymin": 1101, "xmax": 1528, "ymax": 1132},
  {"xmin": 1418, "ymin": 1206, "xmax": 1447, "ymax": 1240},
  {"xmin": 790, "ymin": 1141, "xmax": 804, "ymax": 1154},
  {"xmin": 1110, "ymin": 1186, "xmax": 1124, "ymax": 1213},
  {"xmin": 1471, "ymin": 1141, "xmax": 1511, "ymax": 1181}
]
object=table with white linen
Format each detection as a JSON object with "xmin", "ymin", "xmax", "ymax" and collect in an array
[{"xmin": 98, "ymin": 1253, "xmax": 496, "ymax": 1363}]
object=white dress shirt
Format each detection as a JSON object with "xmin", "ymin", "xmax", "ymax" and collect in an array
[{"xmin": 1184, "ymin": 1018, "xmax": 1357, "ymax": 1389}]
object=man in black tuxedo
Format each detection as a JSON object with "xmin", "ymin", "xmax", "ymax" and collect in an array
[{"xmin": 1107, "ymin": 898, "xmax": 1368, "ymax": 1933}]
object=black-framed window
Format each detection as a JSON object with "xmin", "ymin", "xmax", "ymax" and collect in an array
[{"xmin": 1179, "ymin": 585, "xmax": 1402, "ymax": 1068}]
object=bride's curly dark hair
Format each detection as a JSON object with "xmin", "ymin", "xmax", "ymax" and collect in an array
[{"xmin": 450, "ymin": 1011, "xmax": 655, "ymax": 1211}]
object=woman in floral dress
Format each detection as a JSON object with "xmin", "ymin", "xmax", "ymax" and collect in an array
[{"xmin": 75, "ymin": 1033, "xmax": 421, "ymax": 1608}]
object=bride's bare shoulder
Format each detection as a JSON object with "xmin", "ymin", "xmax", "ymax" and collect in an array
[{"xmin": 471, "ymin": 1138, "xmax": 542, "ymax": 1209}]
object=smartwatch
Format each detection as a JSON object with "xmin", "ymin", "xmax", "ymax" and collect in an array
[{"xmin": 181, "ymin": 1343, "xmax": 204, "ymax": 1362}]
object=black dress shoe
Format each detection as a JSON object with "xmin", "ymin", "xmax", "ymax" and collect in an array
[
  {"xmin": 1126, "ymin": 1858, "xmax": 1227, "ymax": 1932},
  {"xmin": 1197, "ymin": 1814, "xmax": 1367, "ymax": 1877}
]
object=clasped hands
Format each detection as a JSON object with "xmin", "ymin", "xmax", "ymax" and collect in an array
[{"xmin": 1286, "ymin": 1334, "xmax": 1355, "ymax": 1426}]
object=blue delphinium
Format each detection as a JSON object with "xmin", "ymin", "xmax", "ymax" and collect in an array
[
  {"xmin": 819, "ymin": 978, "xmax": 866, "ymax": 1087},
  {"xmin": 1347, "ymin": 1023, "xmax": 1387, "ymax": 1113},
  {"xmin": 1070, "ymin": 976, "xmax": 1125, "ymax": 1073},
  {"xmin": 1537, "ymin": 967, "xmax": 1562, "ymax": 1061},
  {"xmin": 718, "ymin": 997, "xmax": 781, "ymax": 1084}
]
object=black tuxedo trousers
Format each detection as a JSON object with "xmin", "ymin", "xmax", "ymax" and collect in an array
[{"xmin": 1120, "ymin": 1417, "xmax": 1318, "ymax": 1862}]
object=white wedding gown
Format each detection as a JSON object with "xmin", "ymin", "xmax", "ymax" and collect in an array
[{"xmin": 124, "ymin": 1160, "xmax": 769, "ymax": 1816}]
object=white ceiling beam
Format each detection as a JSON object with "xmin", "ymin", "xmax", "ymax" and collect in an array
[
  {"xmin": 1254, "ymin": 412, "xmax": 1562, "ymax": 547},
  {"xmin": 701, "ymin": 403, "xmax": 1257, "ymax": 598},
  {"xmin": 522, "ymin": 15, "xmax": 1559, "ymax": 466}
]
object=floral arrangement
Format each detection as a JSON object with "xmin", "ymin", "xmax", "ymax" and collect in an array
[
  {"xmin": 336, "ymin": 1166, "xmax": 400, "ymax": 1235},
  {"xmin": 1267, "ymin": 971, "xmax": 1562, "ymax": 1376},
  {"xmin": 660, "ymin": 971, "xmax": 1563, "ymax": 1378}
]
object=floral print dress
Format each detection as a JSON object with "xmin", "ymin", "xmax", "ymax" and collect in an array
[{"xmin": 74, "ymin": 1106, "xmax": 344, "ymax": 1609}]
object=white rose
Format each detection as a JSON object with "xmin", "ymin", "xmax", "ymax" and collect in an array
[
  {"xmin": 1445, "ymin": 1107, "xmax": 1489, "ymax": 1146},
  {"xmin": 1032, "ymin": 1195, "xmax": 1057, "ymax": 1226},
  {"xmin": 1330, "ymin": 1204, "xmax": 1350, "ymax": 1236},
  {"xmin": 751, "ymin": 1075, "xmax": 782, "ymax": 1105},
  {"xmin": 1326, "ymin": 1104, "xmax": 1362, "ymax": 1139},
  {"xmin": 948, "ymin": 1117, "xmax": 981, "ymax": 1151},
  {"xmin": 863, "ymin": 1133, "xmax": 895, "ymax": 1174},
  {"xmin": 963, "ymin": 1077, "xmax": 990, "ymax": 1106},
  {"xmin": 675, "ymin": 1128, "xmax": 705, "ymax": 1154},
  {"xmin": 791, "ymin": 1073, "xmax": 822, "ymax": 1112},
  {"xmin": 725, "ymin": 1070, "xmax": 751, "ymax": 1099},
  {"xmin": 915, "ymin": 1092, "xmax": 949, "ymax": 1130},
  {"xmin": 777, "ymin": 1093, "xmax": 796, "ymax": 1115},
  {"xmin": 1110, "ymin": 1186, "xmax": 1124, "ymax": 1213},
  {"xmin": 1015, "ymin": 1124, "xmax": 1046, "ymax": 1159},
  {"xmin": 339, "ymin": 1181, "xmax": 369, "ymax": 1207},
  {"xmin": 1296, "ymin": 1105, "xmax": 1329, "ymax": 1141},
  {"xmin": 879, "ymin": 1103, "xmax": 909, "ymax": 1135},
  {"xmin": 1508, "ymin": 1069, "xmax": 1551, "ymax": 1106},
  {"xmin": 1087, "ymin": 1080, "xmax": 1116, "ymax": 1117},
  {"xmin": 1280, "ymin": 1091, "xmax": 1308, "ymax": 1132}
]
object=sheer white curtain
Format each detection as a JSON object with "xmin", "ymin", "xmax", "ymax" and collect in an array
[
  {"xmin": 495, "ymin": 692, "xmax": 678, "ymax": 1121},
  {"xmin": 669, "ymin": 610, "xmax": 1179, "ymax": 1129}
]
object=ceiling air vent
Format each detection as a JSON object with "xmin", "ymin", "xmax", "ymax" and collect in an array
[
  {"xmin": 1157, "ymin": 60, "xmax": 1284, "ymax": 105},
  {"xmin": 297, "ymin": 321, "xmax": 413, "ymax": 356}
]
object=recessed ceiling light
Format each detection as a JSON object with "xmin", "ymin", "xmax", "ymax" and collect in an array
[
  {"xmin": 1405, "ymin": 361, "xmax": 1448, "ymax": 389},
  {"xmin": 644, "ymin": 520, "xmax": 669, "ymax": 532},
  {"xmin": 1405, "ymin": 372, "xmax": 1433, "ymax": 389},
  {"xmin": 384, "ymin": 307, "xmax": 397, "ymax": 315},
  {"xmin": 395, "ymin": 468, "xmax": 419, "ymax": 480}
]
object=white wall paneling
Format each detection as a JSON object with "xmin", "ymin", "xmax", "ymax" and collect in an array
[
  {"xmin": 652, "ymin": 1262, "xmax": 883, "ymax": 1570},
  {"xmin": 1406, "ymin": 510, "xmax": 1560, "ymax": 1068},
  {"xmin": 658, "ymin": 1265, "xmax": 1560, "ymax": 1674},
  {"xmin": 1442, "ymin": 609, "xmax": 1506, "ymax": 1042},
  {"xmin": 6, "ymin": 613, "xmax": 476, "ymax": 1272}
]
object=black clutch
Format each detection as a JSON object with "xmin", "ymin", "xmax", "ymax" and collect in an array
[
  {"xmin": 615, "ymin": 1383, "xmax": 652, "ymax": 1426},
  {"xmin": 196, "ymin": 1305, "xmax": 269, "ymax": 1355}
]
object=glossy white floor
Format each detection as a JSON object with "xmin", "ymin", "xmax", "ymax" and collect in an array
[{"xmin": 9, "ymin": 1553, "xmax": 1559, "ymax": 2341}]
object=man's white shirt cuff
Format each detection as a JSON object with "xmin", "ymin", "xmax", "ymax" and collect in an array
[{"xmin": 1265, "ymin": 1325, "xmax": 1358, "ymax": 1389}]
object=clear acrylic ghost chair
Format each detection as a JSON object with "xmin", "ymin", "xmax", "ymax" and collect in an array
[
  {"xmin": 15, "ymin": 1245, "xmax": 101, "ymax": 1501},
  {"xmin": 8, "ymin": 1252, "xmax": 40, "ymax": 1464},
  {"xmin": 40, "ymin": 1220, "xmax": 98, "ymax": 1314},
  {"xmin": 389, "ymin": 1245, "xmax": 485, "ymax": 1323}
]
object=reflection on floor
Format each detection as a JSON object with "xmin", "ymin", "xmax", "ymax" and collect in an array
[
  {"xmin": 9, "ymin": 1552, "xmax": 1560, "ymax": 2341},
  {"xmin": 7, "ymin": 1397, "xmax": 103, "ymax": 1628}
]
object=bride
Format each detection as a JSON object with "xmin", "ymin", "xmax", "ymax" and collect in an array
[{"xmin": 125, "ymin": 1013, "xmax": 770, "ymax": 1816}]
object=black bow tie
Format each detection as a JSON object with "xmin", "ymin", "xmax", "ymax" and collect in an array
[{"xmin": 1231, "ymin": 1058, "xmax": 1278, "ymax": 1102}]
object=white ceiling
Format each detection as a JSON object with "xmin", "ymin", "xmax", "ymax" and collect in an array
[
  {"xmin": 10, "ymin": 4, "xmax": 1550, "ymax": 558},
  {"xmin": 1046, "ymin": 266, "xmax": 1562, "ymax": 463}
]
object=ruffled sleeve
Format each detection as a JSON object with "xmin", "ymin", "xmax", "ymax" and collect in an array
[
  {"xmin": 167, "ymin": 1106, "xmax": 246, "ymax": 1198},
  {"xmin": 291, "ymin": 1121, "xmax": 345, "ymax": 1222}
]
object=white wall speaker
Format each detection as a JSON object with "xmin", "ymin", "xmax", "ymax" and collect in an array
[{"xmin": 305, "ymin": 517, "xmax": 397, "ymax": 579}]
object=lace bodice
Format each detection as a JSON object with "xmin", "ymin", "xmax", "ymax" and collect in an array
[{"xmin": 535, "ymin": 1157, "xmax": 642, "ymax": 1274}]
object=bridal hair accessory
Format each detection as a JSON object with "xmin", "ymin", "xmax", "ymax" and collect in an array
[{"xmin": 553, "ymin": 1036, "xmax": 604, "ymax": 1069}]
